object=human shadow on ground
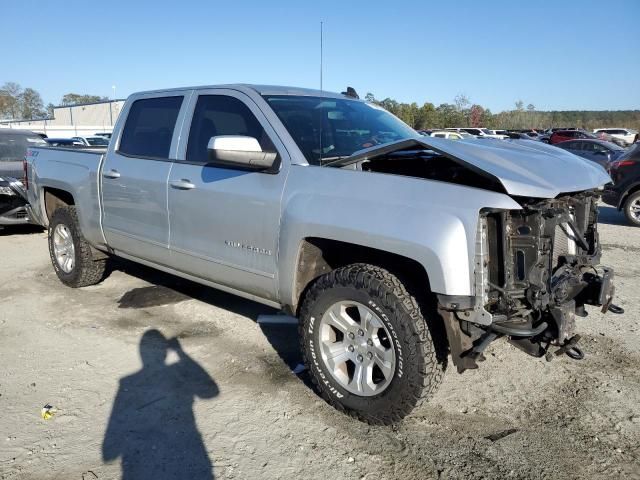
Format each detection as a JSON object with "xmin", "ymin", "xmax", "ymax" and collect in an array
[
  {"xmin": 103, "ymin": 329, "xmax": 219, "ymax": 479},
  {"xmin": 111, "ymin": 258, "xmax": 307, "ymax": 379}
]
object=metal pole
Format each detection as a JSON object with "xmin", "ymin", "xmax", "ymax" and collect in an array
[{"xmin": 320, "ymin": 21, "xmax": 323, "ymax": 92}]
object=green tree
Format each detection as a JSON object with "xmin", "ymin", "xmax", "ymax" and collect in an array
[
  {"xmin": 19, "ymin": 88, "xmax": 46, "ymax": 119},
  {"xmin": 61, "ymin": 93, "xmax": 108, "ymax": 106},
  {"xmin": 0, "ymin": 82, "xmax": 23, "ymax": 119}
]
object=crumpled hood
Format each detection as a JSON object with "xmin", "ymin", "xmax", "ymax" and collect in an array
[{"xmin": 335, "ymin": 137, "xmax": 612, "ymax": 199}]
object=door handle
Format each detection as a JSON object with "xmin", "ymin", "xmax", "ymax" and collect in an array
[
  {"xmin": 103, "ymin": 169, "xmax": 121, "ymax": 179},
  {"xmin": 170, "ymin": 179, "xmax": 196, "ymax": 190}
]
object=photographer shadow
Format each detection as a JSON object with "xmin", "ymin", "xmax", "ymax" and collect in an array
[{"xmin": 103, "ymin": 330, "xmax": 219, "ymax": 479}]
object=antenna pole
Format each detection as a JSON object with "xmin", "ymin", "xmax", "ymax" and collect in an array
[{"xmin": 320, "ymin": 21, "xmax": 323, "ymax": 91}]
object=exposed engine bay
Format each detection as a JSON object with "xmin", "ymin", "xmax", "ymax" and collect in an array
[{"xmin": 350, "ymin": 145, "xmax": 621, "ymax": 372}]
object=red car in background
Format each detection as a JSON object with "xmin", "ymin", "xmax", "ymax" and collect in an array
[{"xmin": 550, "ymin": 129, "xmax": 597, "ymax": 144}]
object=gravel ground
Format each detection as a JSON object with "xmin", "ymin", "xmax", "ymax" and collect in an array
[{"xmin": 0, "ymin": 205, "xmax": 639, "ymax": 480}]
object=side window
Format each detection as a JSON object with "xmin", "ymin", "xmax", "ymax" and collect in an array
[
  {"xmin": 119, "ymin": 96, "xmax": 184, "ymax": 159},
  {"xmin": 186, "ymin": 95, "xmax": 274, "ymax": 164}
]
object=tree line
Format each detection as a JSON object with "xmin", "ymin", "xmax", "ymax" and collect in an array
[
  {"xmin": 0, "ymin": 82, "xmax": 108, "ymax": 120},
  {"xmin": 1, "ymin": 81, "xmax": 638, "ymax": 131},
  {"xmin": 365, "ymin": 92, "xmax": 640, "ymax": 131}
]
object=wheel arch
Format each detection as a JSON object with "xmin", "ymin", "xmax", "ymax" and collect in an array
[
  {"xmin": 291, "ymin": 237, "xmax": 434, "ymax": 316},
  {"xmin": 43, "ymin": 187, "xmax": 75, "ymax": 222},
  {"xmin": 619, "ymin": 182, "xmax": 640, "ymax": 210}
]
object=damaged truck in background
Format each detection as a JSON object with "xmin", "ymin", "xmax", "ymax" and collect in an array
[{"xmin": 24, "ymin": 85, "xmax": 621, "ymax": 424}]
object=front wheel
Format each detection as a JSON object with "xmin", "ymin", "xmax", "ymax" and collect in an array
[
  {"xmin": 299, "ymin": 263, "xmax": 446, "ymax": 425},
  {"xmin": 623, "ymin": 191, "xmax": 640, "ymax": 227},
  {"xmin": 48, "ymin": 206, "xmax": 108, "ymax": 287}
]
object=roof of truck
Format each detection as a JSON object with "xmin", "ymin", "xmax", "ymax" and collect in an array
[{"xmin": 131, "ymin": 84, "xmax": 348, "ymax": 99}]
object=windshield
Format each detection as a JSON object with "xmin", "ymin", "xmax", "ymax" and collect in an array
[
  {"xmin": 86, "ymin": 137, "xmax": 110, "ymax": 146},
  {"xmin": 263, "ymin": 95, "xmax": 420, "ymax": 165},
  {"xmin": 0, "ymin": 132, "xmax": 46, "ymax": 162}
]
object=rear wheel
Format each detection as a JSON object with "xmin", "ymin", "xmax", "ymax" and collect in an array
[
  {"xmin": 299, "ymin": 263, "xmax": 446, "ymax": 425},
  {"xmin": 623, "ymin": 191, "xmax": 640, "ymax": 227},
  {"xmin": 48, "ymin": 206, "xmax": 108, "ymax": 287}
]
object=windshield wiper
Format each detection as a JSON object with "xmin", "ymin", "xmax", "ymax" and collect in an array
[{"xmin": 319, "ymin": 156, "xmax": 349, "ymax": 166}]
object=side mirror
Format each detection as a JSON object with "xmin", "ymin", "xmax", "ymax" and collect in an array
[{"xmin": 207, "ymin": 136, "xmax": 277, "ymax": 171}]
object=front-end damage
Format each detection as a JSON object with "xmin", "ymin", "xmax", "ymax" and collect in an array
[
  {"xmin": 330, "ymin": 137, "xmax": 619, "ymax": 372},
  {"xmin": 439, "ymin": 191, "xmax": 620, "ymax": 372}
]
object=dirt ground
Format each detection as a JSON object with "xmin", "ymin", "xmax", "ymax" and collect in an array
[{"xmin": 0, "ymin": 205, "xmax": 639, "ymax": 480}]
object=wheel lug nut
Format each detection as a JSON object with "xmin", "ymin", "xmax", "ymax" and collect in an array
[
  {"xmin": 357, "ymin": 354, "xmax": 363, "ymax": 362},
  {"xmin": 367, "ymin": 352, "xmax": 373, "ymax": 360},
  {"xmin": 367, "ymin": 339, "xmax": 373, "ymax": 346},
  {"xmin": 357, "ymin": 329, "xmax": 364, "ymax": 336},
  {"xmin": 348, "ymin": 332, "xmax": 355, "ymax": 340},
  {"xmin": 348, "ymin": 345, "xmax": 354, "ymax": 352}
]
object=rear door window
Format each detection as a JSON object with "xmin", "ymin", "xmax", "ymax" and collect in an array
[{"xmin": 118, "ymin": 96, "xmax": 184, "ymax": 159}]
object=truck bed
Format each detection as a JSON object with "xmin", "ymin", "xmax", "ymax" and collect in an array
[{"xmin": 27, "ymin": 145, "xmax": 107, "ymax": 247}]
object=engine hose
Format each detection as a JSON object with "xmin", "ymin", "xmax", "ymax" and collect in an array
[{"xmin": 489, "ymin": 321, "xmax": 548, "ymax": 337}]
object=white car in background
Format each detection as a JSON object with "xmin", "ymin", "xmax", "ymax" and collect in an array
[
  {"xmin": 593, "ymin": 128, "xmax": 638, "ymax": 146},
  {"xmin": 430, "ymin": 130, "xmax": 474, "ymax": 140},
  {"xmin": 446, "ymin": 127, "xmax": 508, "ymax": 139},
  {"xmin": 71, "ymin": 136, "xmax": 110, "ymax": 147}
]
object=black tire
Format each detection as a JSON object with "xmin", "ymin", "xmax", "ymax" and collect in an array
[
  {"xmin": 623, "ymin": 191, "xmax": 640, "ymax": 227},
  {"xmin": 299, "ymin": 263, "xmax": 446, "ymax": 425},
  {"xmin": 48, "ymin": 206, "xmax": 108, "ymax": 287}
]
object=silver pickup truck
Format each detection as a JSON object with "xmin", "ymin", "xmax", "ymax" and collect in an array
[{"xmin": 25, "ymin": 84, "xmax": 618, "ymax": 424}]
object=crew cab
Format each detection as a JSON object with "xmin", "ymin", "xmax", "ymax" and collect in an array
[{"xmin": 25, "ymin": 84, "xmax": 619, "ymax": 424}]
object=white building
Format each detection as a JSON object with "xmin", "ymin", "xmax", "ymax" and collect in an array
[{"xmin": 0, "ymin": 99, "xmax": 125, "ymax": 138}]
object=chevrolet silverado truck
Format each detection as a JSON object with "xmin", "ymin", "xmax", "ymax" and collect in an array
[{"xmin": 25, "ymin": 85, "xmax": 619, "ymax": 424}]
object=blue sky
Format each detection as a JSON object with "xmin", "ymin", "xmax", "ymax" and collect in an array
[{"xmin": 4, "ymin": 0, "xmax": 639, "ymax": 111}]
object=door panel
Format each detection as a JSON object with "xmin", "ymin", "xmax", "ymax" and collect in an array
[
  {"xmin": 101, "ymin": 154, "xmax": 173, "ymax": 264},
  {"xmin": 167, "ymin": 90, "xmax": 289, "ymax": 300},
  {"xmin": 101, "ymin": 94, "xmax": 187, "ymax": 265}
]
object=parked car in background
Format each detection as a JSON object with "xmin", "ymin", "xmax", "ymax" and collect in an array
[
  {"xmin": 0, "ymin": 129, "xmax": 47, "ymax": 178},
  {"xmin": 505, "ymin": 132, "xmax": 535, "ymax": 140},
  {"xmin": 550, "ymin": 129, "xmax": 597, "ymax": 145},
  {"xmin": 45, "ymin": 138, "xmax": 85, "ymax": 147},
  {"xmin": 430, "ymin": 130, "xmax": 474, "ymax": 140},
  {"xmin": 556, "ymin": 139, "xmax": 624, "ymax": 169},
  {"xmin": 446, "ymin": 127, "xmax": 507, "ymax": 139},
  {"xmin": 0, "ymin": 129, "xmax": 44, "ymax": 226},
  {"xmin": 94, "ymin": 132, "xmax": 113, "ymax": 139},
  {"xmin": 603, "ymin": 143, "xmax": 640, "ymax": 226},
  {"xmin": 72, "ymin": 136, "xmax": 111, "ymax": 146},
  {"xmin": 593, "ymin": 128, "xmax": 638, "ymax": 146},
  {"xmin": 490, "ymin": 129, "xmax": 508, "ymax": 136}
]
